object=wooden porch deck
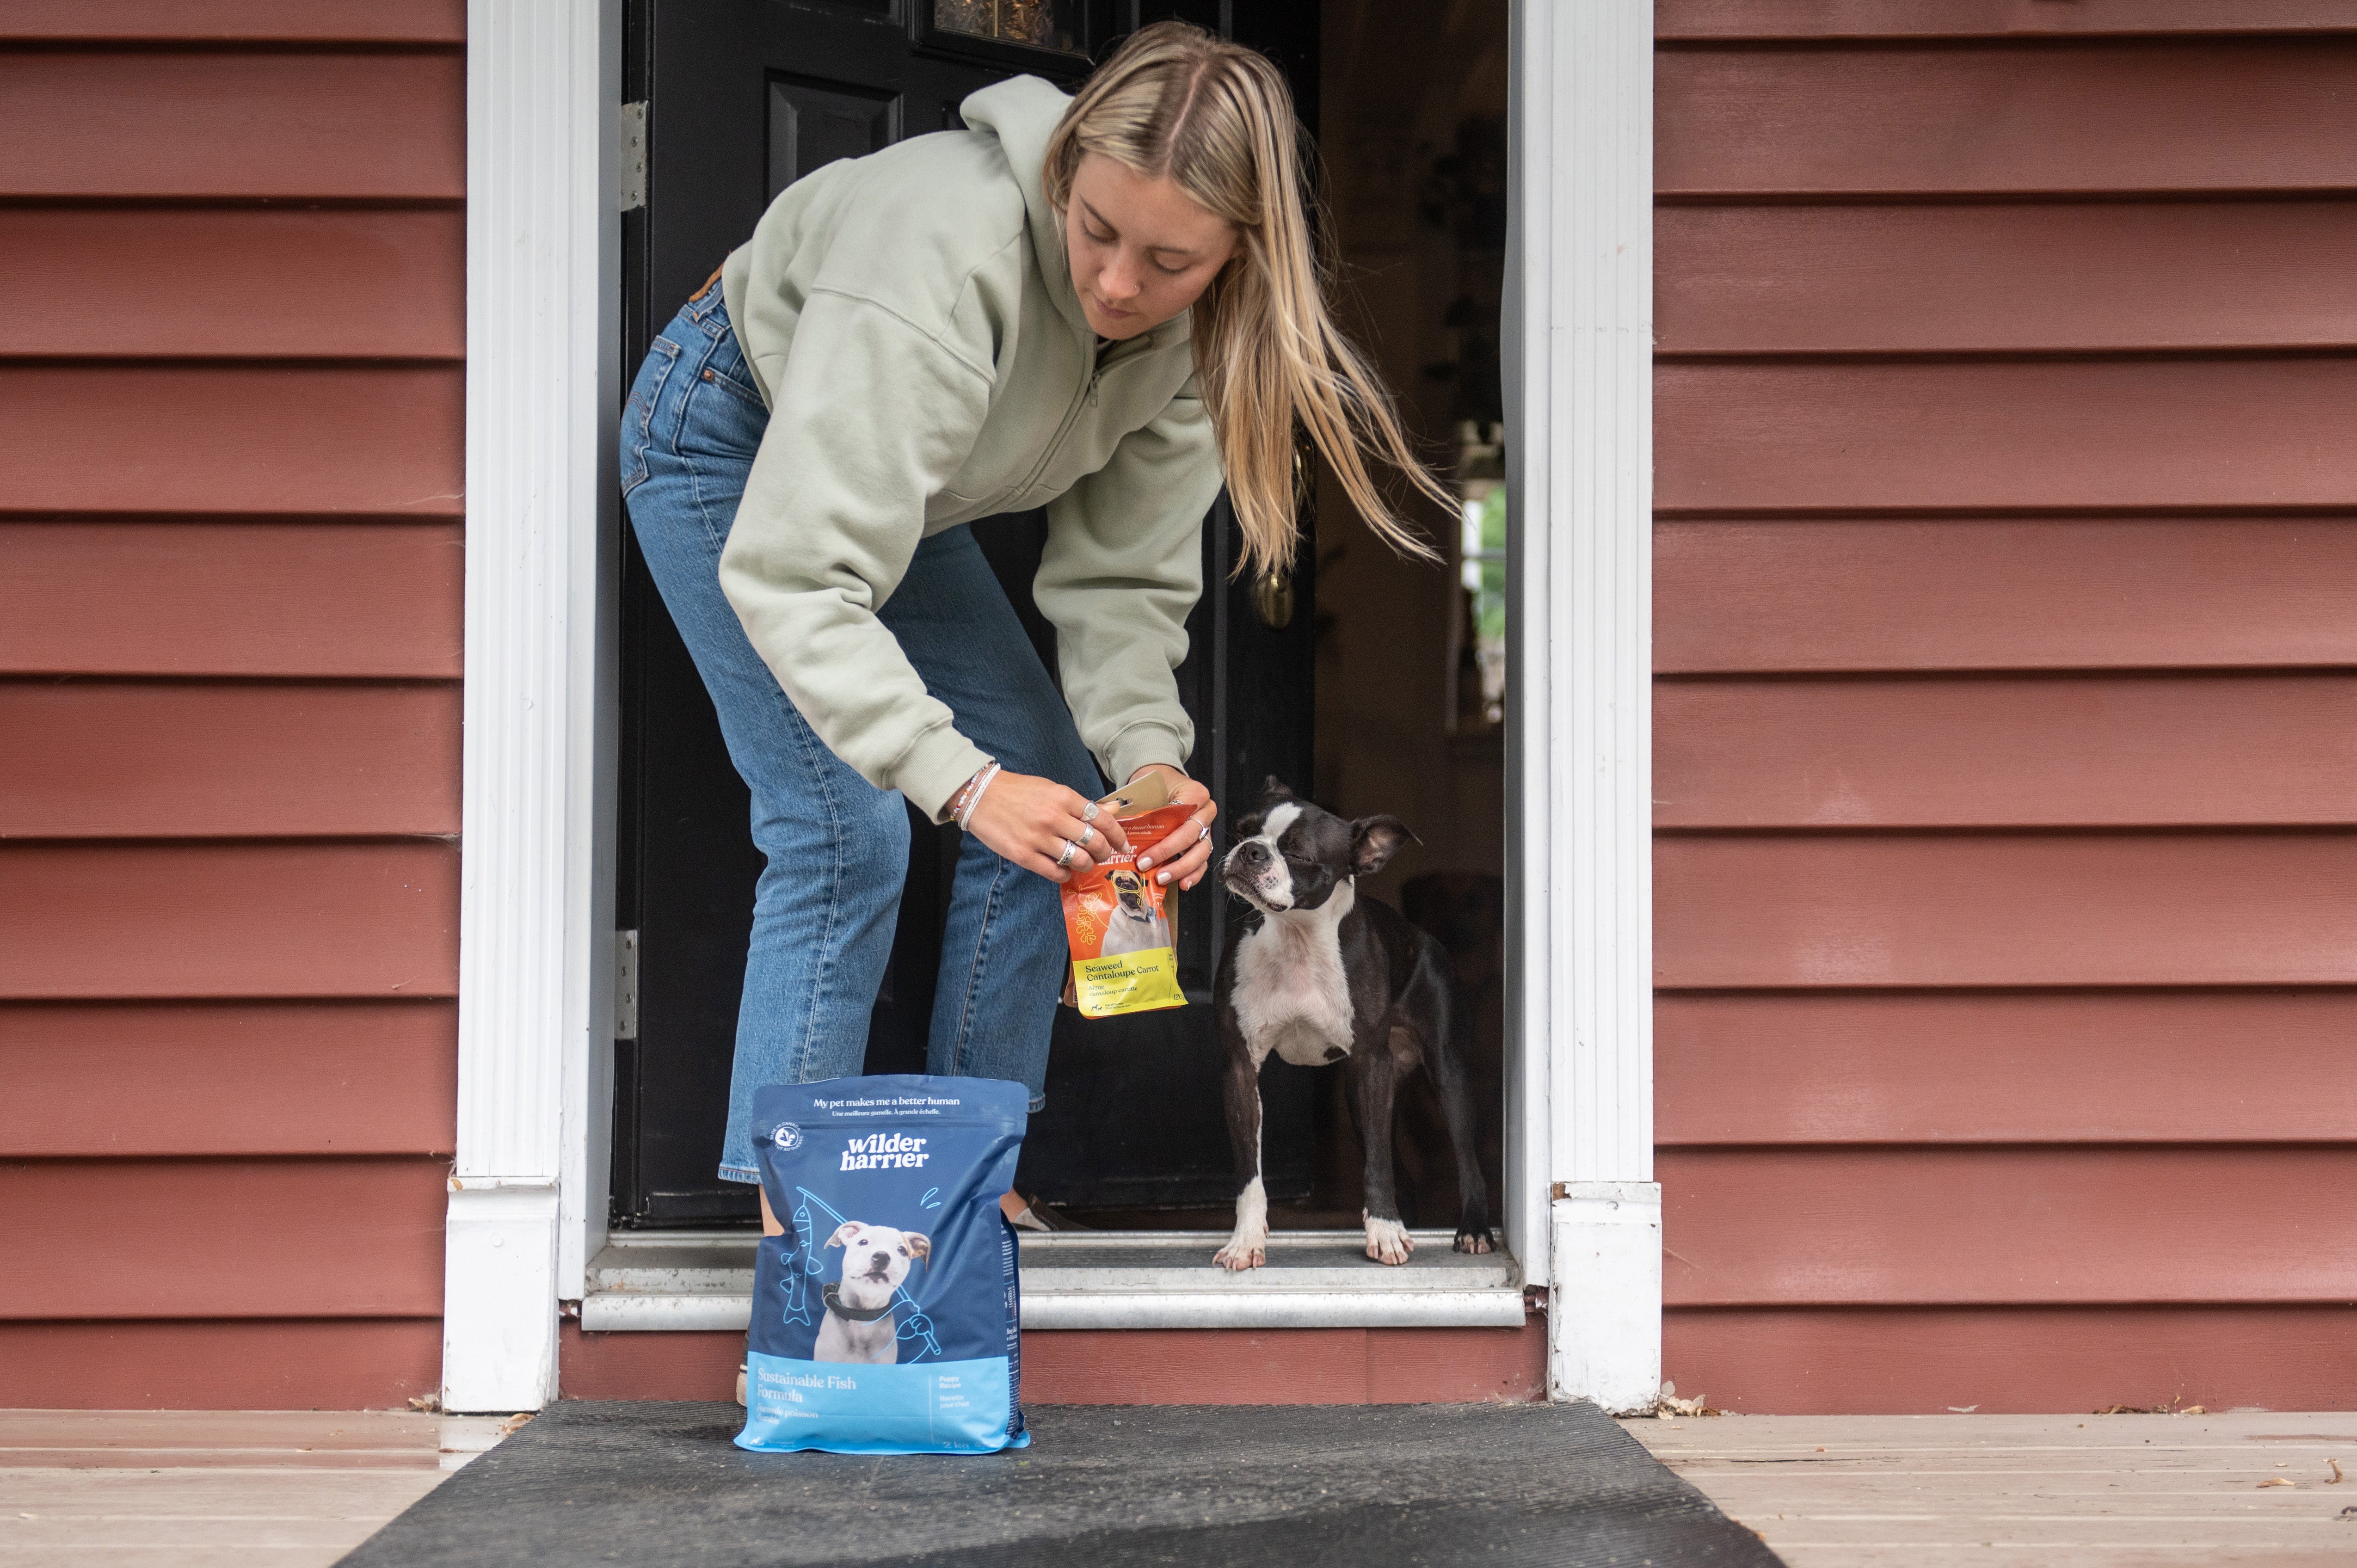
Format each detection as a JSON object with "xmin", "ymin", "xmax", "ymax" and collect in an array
[
  {"xmin": 3, "ymin": 1408, "xmax": 2349, "ymax": 1565},
  {"xmin": 1629, "ymin": 1410, "xmax": 2357, "ymax": 1566},
  {"xmin": 0, "ymin": 1411, "xmax": 511, "ymax": 1567}
]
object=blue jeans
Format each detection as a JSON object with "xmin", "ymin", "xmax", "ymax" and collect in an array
[{"xmin": 621, "ymin": 287, "xmax": 1101, "ymax": 1184}]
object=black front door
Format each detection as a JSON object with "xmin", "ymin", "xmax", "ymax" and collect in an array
[{"xmin": 615, "ymin": 0, "xmax": 1320, "ymax": 1226}]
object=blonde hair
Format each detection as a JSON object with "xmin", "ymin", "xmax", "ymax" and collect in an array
[{"xmin": 1043, "ymin": 21, "xmax": 1452, "ymax": 578}]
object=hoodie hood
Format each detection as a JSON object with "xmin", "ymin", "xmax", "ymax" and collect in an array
[
  {"xmin": 960, "ymin": 76, "xmax": 1091, "ymax": 339},
  {"xmin": 959, "ymin": 74, "xmax": 1194, "ymax": 355}
]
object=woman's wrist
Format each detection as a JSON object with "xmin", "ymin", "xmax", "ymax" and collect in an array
[{"xmin": 948, "ymin": 761, "xmax": 1001, "ymax": 829}]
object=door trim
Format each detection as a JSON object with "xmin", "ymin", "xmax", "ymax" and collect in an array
[
  {"xmin": 1505, "ymin": 0, "xmax": 1662, "ymax": 1412},
  {"xmin": 449, "ymin": 0, "xmax": 1659, "ymax": 1410},
  {"xmin": 444, "ymin": 0, "xmax": 624, "ymax": 1412}
]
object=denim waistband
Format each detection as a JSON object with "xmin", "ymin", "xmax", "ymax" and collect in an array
[{"xmin": 685, "ymin": 263, "xmax": 727, "ymax": 322}]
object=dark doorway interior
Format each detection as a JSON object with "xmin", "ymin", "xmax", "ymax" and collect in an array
[
  {"xmin": 1081, "ymin": 0, "xmax": 1512, "ymax": 1233},
  {"xmin": 613, "ymin": 1, "xmax": 1326, "ymax": 1228},
  {"xmin": 611, "ymin": 0, "xmax": 1506, "ymax": 1239}
]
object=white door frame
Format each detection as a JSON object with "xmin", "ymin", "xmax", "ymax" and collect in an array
[
  {"xmin": 443, "ymin": 0, "xmax": 623, "ymax": 1413},
  {"xmin": 1506, "ymin": 0, "xmax": 1661, "ymax": 1413},
  {"xmin": 445, "ymin": 0, "xmax": 1658, "ymax": 1414}
]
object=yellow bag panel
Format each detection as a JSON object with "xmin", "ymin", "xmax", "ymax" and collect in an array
[{"xmin": 1070, "ymin": 948, "xmax": 1186, "ymax": 1019}]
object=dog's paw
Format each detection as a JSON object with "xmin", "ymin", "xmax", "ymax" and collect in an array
[
  {"xmin": 1454, "ymin": 1227, "xmax": 1495, "ymax": 1255},
  {"xmin": 1213, "ymin": 1232, "xmax": 1268, "ymax": 1271},
  {"xmin": 1362, "ymin": 1213, "xmax": 1414, "ymax": 1266}
]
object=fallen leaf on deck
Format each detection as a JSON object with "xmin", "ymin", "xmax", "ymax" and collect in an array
[
  {"xmin": 2328, "ymin": 1457, "xmax": 2344, "ymax": 1484},
  {"xmin": 2258, "ymin": 1478, "xmax": 2295, "ymax": 1488}
]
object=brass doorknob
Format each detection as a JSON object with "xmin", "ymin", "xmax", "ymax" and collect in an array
[{"xmin": 1253, "ymin": 568, "xmax": 1294, "ymax": 630}]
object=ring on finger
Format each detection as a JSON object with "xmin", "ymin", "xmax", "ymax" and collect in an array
[
  {"xmin": 1081, "ymin": 800, "xmax": 1100, "ymax": 824},
  {"xmin": 1076, "ymin": 824, "xmax": 1094, "ymax": 847},
  {"xmin": 1054, "ymin": 839, "xmax": 1079, "ymax": 870}
]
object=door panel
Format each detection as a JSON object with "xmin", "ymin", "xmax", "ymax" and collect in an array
[{"xmin": 616, "ymin": 0, "xmax": 1317, "ymax": 1225}]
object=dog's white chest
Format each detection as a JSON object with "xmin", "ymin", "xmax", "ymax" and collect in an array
[{"xmin": 1232, "ymin": 887, "xmax": 1356, "ymax": 1068}]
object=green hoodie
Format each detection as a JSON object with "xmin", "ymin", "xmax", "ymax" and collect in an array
[{"xmin": 716, "ymin": 75, "xmax": 1219, "ymax": 822}]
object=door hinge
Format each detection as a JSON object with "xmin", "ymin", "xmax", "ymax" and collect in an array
[
  {"xmin": 615, "ymin": 929, "xmax": 640, "ymax": 1040},
  {"xmin": 619, "ymin": 101, "xmax": 648, "ymax": 212}
]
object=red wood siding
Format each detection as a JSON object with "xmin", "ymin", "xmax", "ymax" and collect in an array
[
  {"xmin": 0, "ymin": 6, "xmax": 462, "ymax": 1408},
  {"xmin": 0, "ymin": 522, "xmax": 463, "ymax": 678},
  {"xmin": 1655, "ymin": 7, "xmax": 2357, "ymax": 1413}
]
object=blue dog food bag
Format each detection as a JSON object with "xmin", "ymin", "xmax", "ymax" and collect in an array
[{"xmin": 737, "ymin": 1075, "xmax": 1030, "ymax": 1455}]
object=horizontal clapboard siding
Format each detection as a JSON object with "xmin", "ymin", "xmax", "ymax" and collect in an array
[
  {"xmin": 1657, "ymin": 991, "xmax": 2357, "ymax": 1145},
  {"xmin": 0, "ymin": 1320, "xmax": 443, "ymax": 1411},
  {"xmin": 1657, "ymin": 1, "xmax": 2357, "ymax": 40},
  {"xmin": 0, "ymin": 1001, "xmax": 457, "ymax": 1157},
  {"xmin": 0, "ymin": 50, "xmax": 464, "ymax": 199},
  {"xmin": 1655, "ymin": 676, "xmax": 2357, "ymax": 828},
  {"xmin": 0, "ymin": 523, "xmax": 463, "ymax": 678},
  {"xmin": 1656, "ymin": 203, "xmax": 2357, "ymax": 356},
  {"xmin": 0, "ymin": 842, "xmax": 460, "ymax": 999},
  {"xmin": 0, "ymin": 3, "xmax": 465, "ymax": 44},
  {"xmin": 1654, "ymin": 6, "xmax": 2357, "ymax": 1412},
  {"xmin": 1661, "ymin": 1146, "xmax": 2357, "ymax": 1305},
  {"xmin": 0, "ymin": 682, "xmax": 462, "ymax": 838},
  {"xmin": 1658, "ymin": 359, "xmax": 2357, "ymax": 514},
  {"xmin": 1655, "ymin": 520, "xmax": 2357, "ymax": 674},
  {"xmin": 1663, "ymin": 1306, "xmax": 2357, "ymax": 1417},
  {"xmin": 1657, "ymin": 39, "xmax": 2357, "ymax": 196},
  {"xmin": 0, "ymin": 6, "xmax": 462, "ymax": 1405},
  {"xmin": 0, "ymin": 366, "xmax": 463, "ymax": 517},
  {"xmin": 1657, "ymin": 833, "xmax": 2357, "ymax": 989},
  {"xmin": 7, "ymin": 1157, "xmax": 449, "ymax": 1319},
  {"xmin": 0, "ymin": 209, "xmax": 466, "ymax": 359}
]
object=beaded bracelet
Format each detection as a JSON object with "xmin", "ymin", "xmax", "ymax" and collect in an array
[{"xmin": 952, "ymin": 762, "xmax": 1002, "ymax": 831}]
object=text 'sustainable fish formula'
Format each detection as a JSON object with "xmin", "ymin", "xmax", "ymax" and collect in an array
[{"xmin": 737, "ymin": 1075, "xmax": 1029, "ymax": 1455}]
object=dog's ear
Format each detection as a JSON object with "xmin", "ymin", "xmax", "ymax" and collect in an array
[
  {"xmin": 1349, "ymin": 815, "xmax": 1420, "ymax": 877},
  {"xmin": 1258, "ymin": 775, "xmax": 1297, "ymax": 808},
  {"xmin": 825, "ymin": 1223, "xmax": 858, "ymax": 1249},
  {"xmin": 904, "ymin": 1234, "xmax": 931, "ymax": 1266}
]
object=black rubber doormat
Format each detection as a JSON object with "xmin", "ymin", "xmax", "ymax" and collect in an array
[{"xmin": 340, "ymin": 1400, "xmax": 1782, "ymax": 1568}]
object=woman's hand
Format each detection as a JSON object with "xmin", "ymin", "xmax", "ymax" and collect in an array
[
  {"xmin": 961, "ymin": 770, "xmax": 1131, "ymax": 884},
  {"xmin": 1127, "ymin": 764, "xmax": 1218, "ymax": 892}
]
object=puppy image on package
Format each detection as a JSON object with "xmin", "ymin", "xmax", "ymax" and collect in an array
[
  {"xmin": 1095, "ymin": 868, "xmax": 1171, "ymax": 957},
  {"xmin": 815, "ymin": 1221, "xmax": 930, "ymax": 1365}
]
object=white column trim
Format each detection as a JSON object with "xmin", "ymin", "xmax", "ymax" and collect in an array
[
  {"xmin": 446, "ymin": 0, "xmax": 622, "ymax": 1413},
  {"xmin": 1507, "ymin": 0, "xmax": 1659, "ymax": 1410}
]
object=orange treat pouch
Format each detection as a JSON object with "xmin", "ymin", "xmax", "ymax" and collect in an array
[{"xmin": 1059, "ymin": 791, "xmax": 1193, "ymax": 1020}]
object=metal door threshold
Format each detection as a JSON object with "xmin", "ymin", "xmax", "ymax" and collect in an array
[{"xmin": 583, "ymin": 1230, "xmax": 1524, "ymax": 1332}]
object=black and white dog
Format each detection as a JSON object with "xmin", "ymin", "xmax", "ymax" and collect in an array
[{"xmin": 1212, "ymin": 779, "xmax": 1494, "ymax": 1269}]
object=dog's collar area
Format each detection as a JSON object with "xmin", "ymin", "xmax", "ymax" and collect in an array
[{"xmin": 822, "ymin": 1283, "xmax": 898, "ymax": 1322}]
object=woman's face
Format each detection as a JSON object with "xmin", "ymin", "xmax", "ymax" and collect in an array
[{"xmin": 1064, "ymin": 152, "xmax": 1241, "ymax": 340}]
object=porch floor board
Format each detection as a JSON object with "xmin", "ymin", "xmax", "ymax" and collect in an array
[
  {"xmin": 0, "ymin": 1410, "xmax": 512, "ymax": 1568},
  {"xmin": 1628, "ymin": 1410, "xmax": 2357, "ymax": 1567}
]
